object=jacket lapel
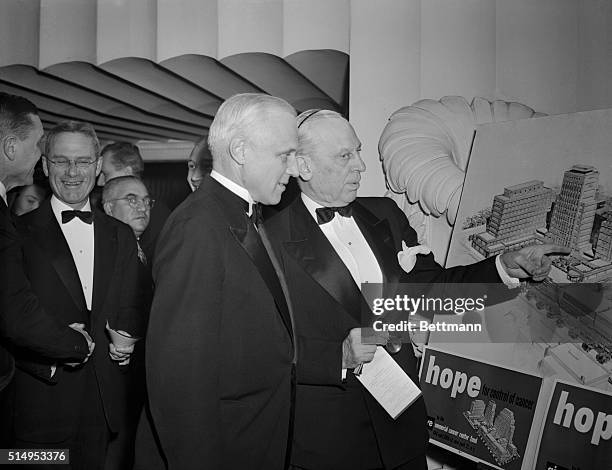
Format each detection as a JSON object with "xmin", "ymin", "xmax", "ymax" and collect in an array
[
  {"xmin": 351, "ymin": 201, "xmax": 403, "ymax": 286},
  {"xmin": 206, "ymin": 178, "xmax": 294, "ymax": 338},
  {"xmin": 282, "ymin": 199, "xmax": 365, "ymax": 323},
  {"xmin": 92, "ymin": 210, "xmax": 117, "ymax": 316},
  {"xmin": 31, "ymin": 201, "xmax": 87, "ymax": 313}
]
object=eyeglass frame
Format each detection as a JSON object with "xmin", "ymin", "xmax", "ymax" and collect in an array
[
  {"xmin": 45, "ymin": 157, "xmax": 100, "ymax": 170},
  {"xmin": 105, "ymin": 196, "xmax": 155, "ymax": 210}
]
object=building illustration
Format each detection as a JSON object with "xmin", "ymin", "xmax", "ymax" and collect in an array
[
  {"xmin": 464, "ymin": 400, "xmax": 520, "ymax": 466},
  {"xmin": 548, "ymin": 165, "xmax": 599, "ymax": 253},
  {"xmin": 471, "ymin": 181, "xmax": 554, "ymax": 257},
  {"xmin": 467, "ymin": 164, "xmax": 612, "ymax": 282}
]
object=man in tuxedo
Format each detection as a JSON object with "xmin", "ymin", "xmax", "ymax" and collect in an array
[
  {"xmin": 102, "ymin": 175, "xmax": 153, "ymax": 469},
  {"xmin": 11, "ymin": 120, "xmax": 145, "ymax": 469},
  {"xmin": 142, "ymin": 93, "xmax": 298, "ymax": 470},
  {"xmin": 96, "ymin": 142, "xmax": 170, "ymax": 261},
  {"xmin": 266, "ymin": 109, "xmax": 568, "ymax": 470},
  {"xmin": 0, "ymin": 93, "xmax": 91, "ymax": 395}
]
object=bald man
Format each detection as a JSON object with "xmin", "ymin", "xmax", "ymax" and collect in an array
[{"xmin": 266, "ymin": 109, "xmax": 569, "ymax": 470}]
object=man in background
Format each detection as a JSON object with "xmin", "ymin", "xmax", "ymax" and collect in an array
[
  {"xmin": 140, "ymin": 93, "xmax": 298, "ymax": 470},
  {"xmin": 97, "ymin": 142, "xmax": 170, "ymax": 261},
  {"xmin": 186, "ymin": 136, "xmax": 212, "ymax": 192},
  {"xmin": 0, "ymin": 93, "xmax": 91, "ymax": 396},
  {"xmin": 102, "ymin": 175, "xmax": 153, "ymax": 469}
]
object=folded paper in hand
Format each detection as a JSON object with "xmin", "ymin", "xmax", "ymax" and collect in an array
[{"xmin": 356, "ymin": 347, "xmax": 421, "ymax": 419}]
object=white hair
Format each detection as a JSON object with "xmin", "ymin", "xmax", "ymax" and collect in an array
[{"xmin": 208, "ymin": 93, "xmax": 296, "ymax": 160}]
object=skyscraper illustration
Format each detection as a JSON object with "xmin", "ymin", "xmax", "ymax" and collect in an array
[
  {"xmin": 493, "ymin": 408, "xmax": 516, "ymax": 444},
  {"xmin": 484, "ymin": 400, "xmax": 496, "ymax": 427},
  {"xmin": 595, "ymin": 216, "xmax": 612, "ymax": 261},
  {"xmin": 472, "ymin": 180, "xmax": 553, "ymax": 257},
  {"xmin": 548, "ymin": 164, "xmax": 599, "ymax": 252},
  {"xmin": 469, "ymin": 399, "xmax": 486, "ymax": 419},
  {"xmin": 463, "ymin": 400, "xmax": 521, "ymax": 466}
]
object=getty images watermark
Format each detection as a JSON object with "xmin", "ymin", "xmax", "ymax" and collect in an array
[
  {"xmin": 370, "ymin": 293, "xmax": 487, "ymax": 333},
  {"xmin": 360, "ymin": 282, "xmax": 612, "ymax": 346}
]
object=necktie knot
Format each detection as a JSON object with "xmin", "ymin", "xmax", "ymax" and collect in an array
[
  {"xmin": 61, "ymin": 210, "xmax": 93, "ymax": 224},
  {"xmin": 315, "ymin": 205, "xmax": 352, "ymax": 225},
  {"xmin": 249, "ymin": 203, "xmax": 263, "ymax": 227}
]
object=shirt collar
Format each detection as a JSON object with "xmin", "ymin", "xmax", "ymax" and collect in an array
[
  {"xmin": 51, "ymin": 195, "xmax": 92, "ymax": 225},
  {"xmin": 210, "ymin": 170, "xmax": 255, "ymax": 215},
  {"xmin": 0, "ymin": 181, "xmax": 6, "ymax": 206},
  {"xmin": 301, "ymin": 193, "xmax": 325, "ymax": 222}
]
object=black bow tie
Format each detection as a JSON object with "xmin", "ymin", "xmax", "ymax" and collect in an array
[
  {"xmin": 61, "ymin": 210, "xmax": 93, "ymax": 224},
  {"xmin": 315, "ymin": 205, "xmax": 353, "ymax": 225},
  {"xmin": 249, "ymin": 203, "xmax": 263, "ymax": 226}
]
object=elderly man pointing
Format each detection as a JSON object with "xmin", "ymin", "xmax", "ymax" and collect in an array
[{"xmin": 266, "ymin": 109, "xmax": 568, "ymax": 470}]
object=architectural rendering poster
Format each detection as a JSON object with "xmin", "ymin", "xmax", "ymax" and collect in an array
[
  {"xmin": 447, "ymin": 107, "xmax": 612, "ymax": 281},
  {"xmin": 442, "ymin": 107, "xmax": 612, "ymax": 386},
  {"xmin": 419, "ymin": 347, "xmax": 543, "ymax": 470},
  {"xmin": 535, "ymin": 380, "xmax": 611, "ymax": 470}
]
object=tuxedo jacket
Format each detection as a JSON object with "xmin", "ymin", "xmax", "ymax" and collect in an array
[
  {"xmin": 11, "ymin": 198, "xmax": 145, "ymax": 442},
  {"xmin": 266, "ymin": 196, "xmax": 501, "ymax": 470},
  {"xmin": 0, "ymin": 199, "xmax": 89, "ymax": 392},
  {"xmin": 143, "ymin": 176, "xmax": 295, "ymax": 470}
]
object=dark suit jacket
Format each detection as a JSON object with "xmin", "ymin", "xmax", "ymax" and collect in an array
[
  {"xmin": 10, "ymin": 198, "xmax": 145, "ymax": 442},
  {"xmin": 0, "ymin": 198, "xmax": 89, "ymax": 392},
  {"xmin": 266, "ymin": 196, "xmax": 501, "ymax": 470},
  {"xmin": 143, "ymin": 176, "xmax": 295, "ymax": 470}
]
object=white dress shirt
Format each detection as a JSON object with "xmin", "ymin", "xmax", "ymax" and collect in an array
[
  {"xmin": 50, "ymin": 196, "xmax": 95, "ymax": 310},
  {"xmin": 302, "ymin": 194, "xmax": 383, "ymax": 289},
  {"xmin": 0, "ymin": 181, "xmax": 7, "ymax": 206},
  {"xmin": 210, "ymin": 170, "xmax": 255, "ymax": 215}
]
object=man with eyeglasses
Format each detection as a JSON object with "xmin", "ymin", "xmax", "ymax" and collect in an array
[
  {"xmin": 0, "ymin": 93, "xmax": 93, "ymax": 445},
  {"xmin": 97, "ymin": 142, "xmax": 171, "ymax": 262},
  {"xmin": 102, "ymin": 175, "xmax": 154, "ymax": 469},
  {"xmin": 102, "ymin": 176, "xmax": 154, "ymax": 250},
  {"xmin": 11, "ymin": 120, "xmax": 146, "ymax": 469}
]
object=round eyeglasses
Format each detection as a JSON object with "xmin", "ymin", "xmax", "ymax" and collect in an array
[
  {"xmin": 46, "ymin": 158, "xmax": 99, "ymax": 170},
  {"xmin": 106, "ymin": 196, "xmax": 155, "ymax": 210}
]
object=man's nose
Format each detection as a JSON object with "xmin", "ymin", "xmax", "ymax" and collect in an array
[
  {"xmin": 355, "ymin": 154, "xmax": 366, "ymax": 172},
  {"xmin": 66, "ymin": 162, "xmax": 78, "ymax": 177},
  {"xmin": 286, "ymin": 154, "xmax": 299, "ymax": 177}
]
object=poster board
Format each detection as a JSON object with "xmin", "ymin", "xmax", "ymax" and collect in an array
[
  {"xmin": 419, "ymin": 347, "xmax": 544, "ymax": 470},
  {"xmin": 534, "ymin": 379, "xmax": 612, "ymax": 470},
  {"xmin": 446, "ymin": 107, "xmax": 612, "ymax": 275}
]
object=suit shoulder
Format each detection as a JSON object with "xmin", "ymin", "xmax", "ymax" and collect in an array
[{"xmin": 357, "ymin": 196, "xmax": 403, "ymax": 217}]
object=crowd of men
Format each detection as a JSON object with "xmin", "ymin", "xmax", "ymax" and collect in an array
[{"xmin": 0, "ymin": 91, "xmax": 568, "ymax": 470}]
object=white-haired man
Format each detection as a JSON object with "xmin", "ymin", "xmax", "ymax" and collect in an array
[{"xmin": 142, "ymin": 93, "xmax": 298, "ymax": 470}]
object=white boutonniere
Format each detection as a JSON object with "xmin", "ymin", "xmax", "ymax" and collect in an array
[{"xmin": 397, "ymin": 241, "xmax": 431, "ymax": 273}]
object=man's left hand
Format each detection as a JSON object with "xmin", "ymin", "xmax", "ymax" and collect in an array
[
  {"xmin": 109, "ymin": 343, "xmax": 134, "ymax": 365},
  {"xmin": 499, "ymin": 244, "xmax": 571, "ymax": 281}
]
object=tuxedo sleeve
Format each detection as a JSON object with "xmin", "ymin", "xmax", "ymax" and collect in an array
[
  {"xmin": 0, "ymin": 212, "xmax": 88, "ymax": 361},
  {"xmin": 146, "ymin": 215, "xmax": 224, "ymax": 469},
  {"xmin": 386, "ymin": 199, "xmax": 502, "ymax": 283},
  {"xmin": 296, "ymin": 335, "xmax": 345, "ymax": 387},
  {"xmin": 112, "ymin": 225, "xmax": 147, "ymax": 337}
]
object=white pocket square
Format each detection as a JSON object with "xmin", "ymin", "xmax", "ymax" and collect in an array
[{"xmin": 397, "ymin": 241, "xmax": 431, "ymax": 273}]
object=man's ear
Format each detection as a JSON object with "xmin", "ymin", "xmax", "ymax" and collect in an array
[
  {"xmin": 102, "ymin": 201, "xmax": 113, "ymax": 216},
  {"xmin": 42, "ymin": 156, "xmax": 49, "ymax": 177},
  {"xmin": 95, "ymin": 156, "xmax": 103, "ymax": 177},
  {"xmin": 297, "ymin": 155, "xmax": 313, "ymax": 181},
  {"xmin": 228, "ymin": 137, "xmax": 246, "ymax": 165},
  {"xmin": 2, "ymin": 135, "xmax": 18, "ymax": 161}
]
